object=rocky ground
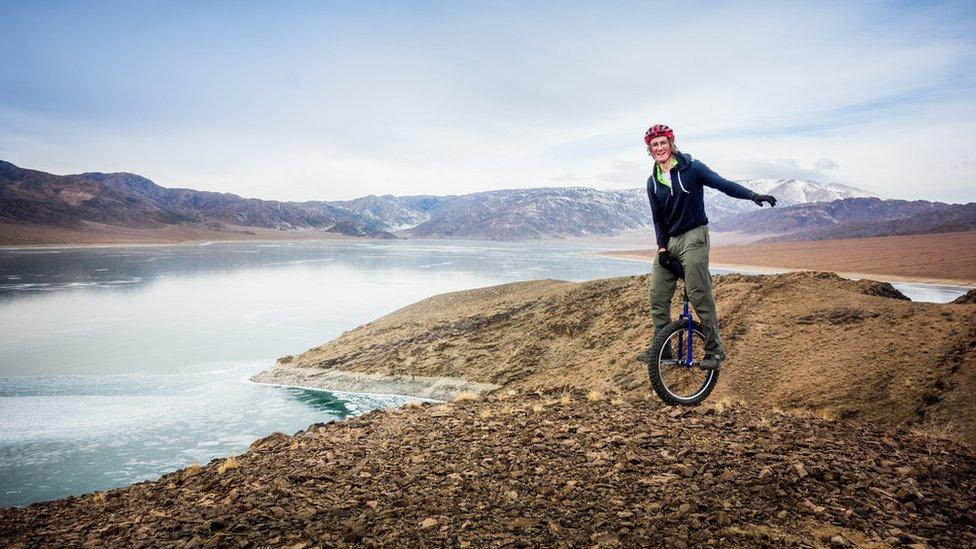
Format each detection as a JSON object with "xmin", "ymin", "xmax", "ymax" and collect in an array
[
  {"xmin": 2, "ymin": 394, "xmax": 974, "ymax": 548},
  {"xmin": 271, "ymin": 271, "xmax": 976, "ymax": 445},
  {"xmin": 954, "ymin": 289, "xmax": 976, "ymax": 305}
]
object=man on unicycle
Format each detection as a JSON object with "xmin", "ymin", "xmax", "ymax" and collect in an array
[{"xmin": 637, "ymin": 124, "xmax": 777, "ymax": 371}]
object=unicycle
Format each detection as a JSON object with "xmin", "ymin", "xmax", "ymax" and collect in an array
[{"xmin": 645, "ymin": 264, "xmax": 719, "ymax": 406}]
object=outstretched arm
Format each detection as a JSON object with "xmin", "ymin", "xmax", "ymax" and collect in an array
[
  {"xmin": 698, "ymin": 162, "xmax": 757, "ymax": 200},
  {"xmin": 698, "ymin": 162, "xmax": 777, "ymax": 207}
]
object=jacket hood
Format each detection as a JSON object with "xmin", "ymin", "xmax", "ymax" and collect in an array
[
  {"xmin": 673, "ymin": 151, "xmax": 694, "ymax": 172},
  {"xmin": 652, "ymin": 151, "xmax": 694, "ymax": 180}
]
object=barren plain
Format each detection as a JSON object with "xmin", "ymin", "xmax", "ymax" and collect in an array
[{"xmin": 602, "ymin": 231, "xmax": 976, "ymax": 285}]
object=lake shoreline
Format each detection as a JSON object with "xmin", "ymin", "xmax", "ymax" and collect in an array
[
  {"xmin": 0, "ymin": 235, "xmax": 357, "ymax": 251},
  {"xmin": 0, "ymin": 227, "xmax": 757, "ymax": 250},
  {"xmin": 250, "ymin": 364, "xmax": 498, "ymax": 402}
]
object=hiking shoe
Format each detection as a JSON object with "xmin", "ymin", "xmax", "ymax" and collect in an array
[{"xmin": 699, "ymin": 354, "xmax": 723, "ymax": 370}]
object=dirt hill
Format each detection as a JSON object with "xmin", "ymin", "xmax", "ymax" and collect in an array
[
  {"xmin": 2, "ymin": 396, "xmax": 973, "ymax": 547},
  {"xmin": 954, "ymin": 288, "xmax": 976, "ymax": 305},
  {"xmin": 267, "ymin": 271, "xmax": 976, "ymax": 445}
]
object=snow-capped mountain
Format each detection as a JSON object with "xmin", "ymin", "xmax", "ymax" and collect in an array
[
  {"xmin": 332, "ymin": 194, "xmax": 451, "ymax": 232},
  {"xmin": 705, "ymin": 178, "xmax": 880, "ymax": 222},
  {"xmin": 403, "ymin": 187, "xmax": 649, "ymax": 239}
]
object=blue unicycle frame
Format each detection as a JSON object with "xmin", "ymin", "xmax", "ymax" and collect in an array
[
  {"xmin": 672, "ymin": 262, "xmax": 695, "ymax": 368},
  {"xmin": 677, "ymin": 290, "xmax": 694, "ymax": 367}
]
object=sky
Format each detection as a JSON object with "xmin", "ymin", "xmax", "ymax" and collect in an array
[{"xmin": 1, "ymin": 1, "xmax": 974, "ymax": 203}]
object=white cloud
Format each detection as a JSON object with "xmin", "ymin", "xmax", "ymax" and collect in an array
[
  {"xmin": 814, "ymin": 158, "xmax": 838, "ymax": 171},
  {"xmin": 719, "ymin": 158, "xmax": 844, "ymax": 184},
  {"xmin": 1, "ymin": 2, "xmax": 974, "ymax": 203}
]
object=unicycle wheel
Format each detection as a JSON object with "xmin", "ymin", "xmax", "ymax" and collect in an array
[{"xmin": 647, "ymin": 319, "xmax": 719, "ymax": 406}]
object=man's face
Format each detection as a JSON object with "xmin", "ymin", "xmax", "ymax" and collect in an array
[{"xmin": 649, "ymin": 136, "xmax": 672, "ymax": 163}]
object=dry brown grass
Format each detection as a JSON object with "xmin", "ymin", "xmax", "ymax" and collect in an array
[
  {"xmin": 182, "ymin": 463, "xmax": 201, "ymax": 478},
  {"xmin": 586, "ymin": 390, "xmax": 605, "ymax": 402},
  {"xmin": 496, "ymin": 389, "xmax": 519, "ymax": 401},
  {"xmin": 217, "ymin": 456, "xmax": 239, "ymax": 474},
  {"xmin": 454, "ymin": 392, "xmax": 478, "ymax": 402},
  {"xmin": 710, "ymin": 396, "xmax": 745, "ymax": 414},
  {"xmin": 91, "ymin": 492, "xmax": 106, "ymax": 504},
  {"xmin": 910, "ymin": 422, "xmax": 959, "ymax": 442},
  {"xmin": 784, "ymin": 407, "xmax": 840, "ymax": 422}
]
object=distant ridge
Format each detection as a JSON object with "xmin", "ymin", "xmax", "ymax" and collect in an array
[
  {"xmin": 3, "ymin": 159, "xmax": 968, "ymax": 244},
  {"xmin": 0, "ymin": 160, "xmax": 396, "ymax": 239},
  {"xmin": 712, "ymin": 197, "xmax": 976, "ymax": 242}
]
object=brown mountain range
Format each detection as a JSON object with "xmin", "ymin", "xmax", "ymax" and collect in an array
[
  {"xmin": 0, "ymin": 160, "xmax": 396, "ymax": 242},
  {"xmin": 712, "ymin": 197, "xmax": 976, "ymax": 241},
  {"xmin": 6, "ymin": 159, "xmax": 972, "ymax": 246}
]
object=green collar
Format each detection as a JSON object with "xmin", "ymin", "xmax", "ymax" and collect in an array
[{"xmin": 655, "ymin": 156, "xmax": 677, "ymax": 188}]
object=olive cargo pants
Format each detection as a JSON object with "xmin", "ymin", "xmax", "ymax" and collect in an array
[{"xmin": 649, "ymin": 224, "xmax": 725, "ymax": 356}]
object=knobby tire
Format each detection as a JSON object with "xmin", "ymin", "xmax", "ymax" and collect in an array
[{"xmin": 647, "ymin": 319, "xmax": 719, "ymax": 406}]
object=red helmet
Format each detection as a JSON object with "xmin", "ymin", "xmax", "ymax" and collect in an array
[{"xmin": 644, "ymin": 124, "xmax": 674, "ymax": 145}]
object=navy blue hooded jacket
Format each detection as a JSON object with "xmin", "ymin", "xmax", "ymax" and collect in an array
[{"xmin": 646, "ymin": 151, "xmax": 757, "ymax": 250}]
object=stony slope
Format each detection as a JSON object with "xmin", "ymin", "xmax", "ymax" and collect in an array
[
  {"xmin": 273, "ymin": 272, "xmax": 976, "ymax": 444},
  {"xmin": 2, "ymin": 396, "xmax": 973, "ymax": 547}
]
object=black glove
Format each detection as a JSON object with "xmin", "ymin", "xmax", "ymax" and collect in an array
[
  {"xmin": 752, "ymin": 194, "xmax": 777, "ymax": 207},
  {"xmin": 658, "ymin": 250, "xmax": 684, "ymax": 278},
  {"xmin": 658, "ymin": 250, "xmax": 674, "ymax": 270}
]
